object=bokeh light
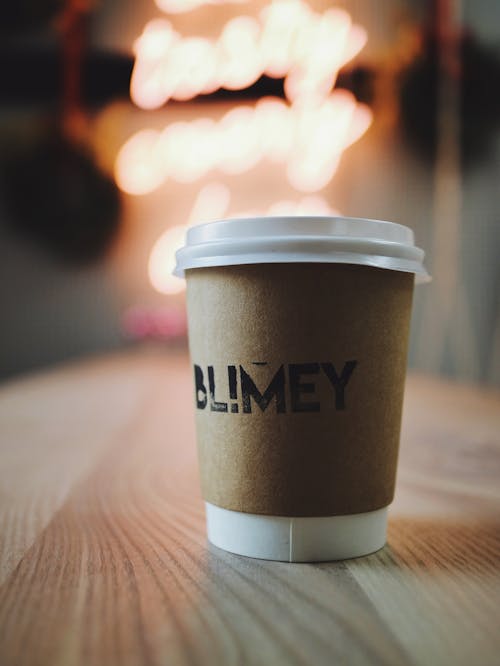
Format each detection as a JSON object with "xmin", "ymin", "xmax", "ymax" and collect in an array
[
  {"xmin": 130, "ymin": 1, "xmax": 366, "ymax": 109},
  {"xmin": 115, "ymin": 92, "xmax": 372, "ymax": 195},
  {"xmin": 117, "ymin": 0, "xmax": 372, "ymax": 297},
  {"xmin": 148, "ymin": 225, "xmax": 188, "ymax": 295}
]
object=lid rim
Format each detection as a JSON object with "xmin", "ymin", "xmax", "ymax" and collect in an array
[
  {"xmin": 174, "ymin": 216, "xmax": 429, "ymax": 280},
  {"xmin": 175, "ymin": 254, "xmax": 431, "ymax": 283}
]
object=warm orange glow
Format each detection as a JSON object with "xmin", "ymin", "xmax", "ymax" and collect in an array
[
  {"xmin": 187, "ymin": 182, "xmax": 231, "ymax": 225},
  {"xmin": 114, "ymin": 129, "xmax": 165, "ymax": 195},
  {"xmin": 148, "ymin": 191, "xmax": 340, "ymax": 295},
  {"xmin": 148, "ymin": 225, "xmax": 187, "ymax": 295},
  {"xmin": 259, "ymin": 0, "xmax": 303, "ymax": 78},
  {"xmin": 115, "ymin": 92, "xmax": 372, "ymax": 194},
  {"xmin": 266, "ymin": 195, "xmax": 339, "ymax": 216},
  {"xmin": 119, "ymin": 1, "xmax": 372, "ymax": 296},
  {"xmin": 254, "ymin": 97, "xmax": 293, "ymax": 162},
  {"xmin": 155, "ymin": 0, "xmax": 248, "ymax": 14},
  {"xmin": 148, "ymin": 183, "xmax": 230, "ymax": 296},
  {"xmin": 218, "ymin": 106, "xmax": 262, "ymax": 174},
  {"xmin": 130, "ymin": 1, "xmax": 366, "ymax": 109},
  {"xmin": 283, "ymin": 8, "xmax": 361, "ymax": 102},
  {"xmin": 130, "ymin": 19, "xmax": 177, "ymax": 110},
  {"xmin": 219, "ymin": 17, "xmax": 263, "ymax": 91},
  {"xmin": 235, "ymin": 195, "xmax": 339, "ymax": 218}
]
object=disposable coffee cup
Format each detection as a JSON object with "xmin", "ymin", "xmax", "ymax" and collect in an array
[{"xmin": 174, "ymin": 216, "xmax": 429, "ymax": 562}]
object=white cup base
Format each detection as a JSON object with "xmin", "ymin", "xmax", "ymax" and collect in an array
[{"xmin": 205, "ymin": 502, "xmax": 388, "ymax": 562}]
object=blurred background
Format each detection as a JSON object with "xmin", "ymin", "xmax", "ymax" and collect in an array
[{"xmin": 0, "ymin": 0, "xmax": 498, "ymax": 385}]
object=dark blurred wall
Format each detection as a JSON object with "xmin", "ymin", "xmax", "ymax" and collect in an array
[{"xmin": 0, "ymin": 220, "xmax": 124, "ymax": 379}]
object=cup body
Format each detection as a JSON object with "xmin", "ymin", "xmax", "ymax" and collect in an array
[
  {"xmin": 176, "ymin": 215, "xmax": 428, "ymax": 561},
  {"xmin": 185, "ymin": 262, "xmax": 415, "ymax": 560}
]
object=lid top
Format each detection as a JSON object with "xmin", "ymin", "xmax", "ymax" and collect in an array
[
  {"xmin": 186, "ymin": 216, "xmax": 414, "ymax": 246},
  {"xmin": 174, "ymin": 215, "xmax": 429, "ymax": 282}
]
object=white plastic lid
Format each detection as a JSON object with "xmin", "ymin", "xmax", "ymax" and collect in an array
[{"xmin": 174, "ymin": 216, "xmax": 429, "ymax": 281}]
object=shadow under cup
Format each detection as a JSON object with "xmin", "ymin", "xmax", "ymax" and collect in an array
[{"xmin": 175, "ymin": 216, "xmax": 429, "ymax": 562}]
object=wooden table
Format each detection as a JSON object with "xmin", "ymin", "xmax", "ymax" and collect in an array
[{"xmin": 0, "ymin": 350, "xmax": 499, "ymax": 666}]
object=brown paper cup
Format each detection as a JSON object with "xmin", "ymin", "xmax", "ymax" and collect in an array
[{"xmin": 175, "ymin": 216, "xmax": 428, "ymax": 561}]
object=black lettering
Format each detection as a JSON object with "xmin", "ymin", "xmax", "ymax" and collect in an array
[
  {"xmin": 289, "ymin": 363, "xmax": 320, "ymax": 412},
  {"xmin": 228, "ymin": 365, "xmax": 238, "ymax": 399},
  {"xmin": 321, "ymin": 361, "xmax": 357, "ymax": 410},
  {"xmin": 194, "ymin": 364, "xmax": 207, "ymax": 410},
  {"xmin": 240, "ymin": 365, "xmax": 286, "ymax": 413},
  {"xmin": 208, "ymin": 366, "xmax": 228, "ymax": 412}
]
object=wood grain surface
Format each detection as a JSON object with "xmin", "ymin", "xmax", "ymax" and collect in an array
[{"xmin": 0, "ymin": 349, "xmax": 499, "ymax": 666}]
